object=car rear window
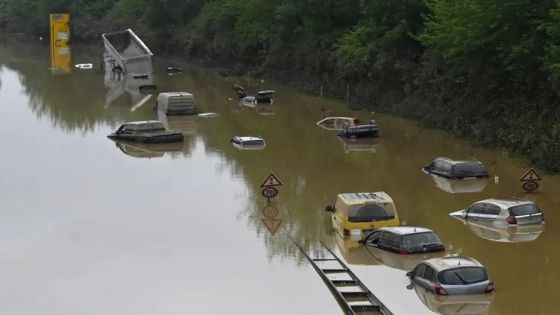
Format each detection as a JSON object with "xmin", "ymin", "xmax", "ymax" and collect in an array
[
  {"xmin": 402, "ymin": 232, "xmax": 442, "ymax": 251},
  {"xmin": 348, "ymin": 204, "xmax": 395, "ymax": 222},
  {"xmin": 452, "ymin": 163, "xmax": 487, "ymax": 177},
  {"xmin": 509, "ymin": 204, "xmax": 541, "ymax": 216},
  {"xmin": 438, "ymin": 267, "xmax": 488, "ymax": 285}
]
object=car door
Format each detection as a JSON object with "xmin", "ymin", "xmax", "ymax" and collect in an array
[
  {"xmin": 411, "ymin": 263, "xmax": 430, "ymax": 289},
  {"xmin": 378, "ymin": 232, "xmax": 395, "ymax": 252},
  {"xmin": 465, "ymin": 203, "xmax": 486, "ymax": 221}
]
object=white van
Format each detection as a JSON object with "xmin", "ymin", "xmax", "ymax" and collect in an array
[{"xmin": 156, "ymin": 92, "xmax": 198, "ymax": 115}]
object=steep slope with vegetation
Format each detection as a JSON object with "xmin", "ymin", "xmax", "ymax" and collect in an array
[{"xmin": 1, "ymin": 0, "xmax": 560, "ymax": 171}]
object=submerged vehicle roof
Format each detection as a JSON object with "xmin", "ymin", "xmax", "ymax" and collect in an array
[
  {"xmin": 377, "ymin": 226, "xmax": 433, "ymax": 235},
  {"xmin": 434, "ymin": 157, "xmax": 485, "ymax": 165},
  {"xmin": 121, "ymin": 120, "xmax": 163, "ymax": 127},
  {"xmin": 475, "ymin": 198, "xmax": 535, "ymax": 208},
  {"xmin": 232, "ymin": 136, "xmax": 264, "ymax": 142},
  {"xmin": 425, "ymin": 256, "xmax": 483, "ymax": 271},
  {"xmin": 157, "ymin": 92, "xmax": 194, "ymax": 99},
  {"xmin": 337, "ymin": 192, "xmax": 393, "ymax": 206}
]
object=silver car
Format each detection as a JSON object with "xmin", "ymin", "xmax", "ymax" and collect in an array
[
  {"xmin": 450, "ymin": 198, "xmax": 544, "ymax": 226},
  {"xmin": 407, "ymin": 256, "xmax": 495, "ymax": 295}
]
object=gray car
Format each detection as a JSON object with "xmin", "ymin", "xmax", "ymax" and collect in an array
[
  {"xmin": 362, "ymin": 226, "xmax": 445, "ymax": 254},
  {"xmin": 450, "ymin": 198, "xmax": 544, "ymax": 226},
  {"xmin": 407, "ymin": 256, "xmax": 495, "ymax": 295}
]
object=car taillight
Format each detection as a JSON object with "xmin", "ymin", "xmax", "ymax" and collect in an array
[
  {"xmin": 434, "ymin": 284, "xmax": 448, "ymax": 295},
  {"xmin": 506, "ymin": 215, "xmax": 517, "ymax": 224},
  {"xmin": 485, "ymin": 281, "xmax": 495, "ymax": 293}
]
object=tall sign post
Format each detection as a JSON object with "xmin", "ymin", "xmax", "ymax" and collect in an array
[
  {"xmin": 260, "ymin": 172, "xmax": 283, "ymax": 235},
  {"xmin": 49, "ymin": 13, "xmax": 71, "ymax": 74}
]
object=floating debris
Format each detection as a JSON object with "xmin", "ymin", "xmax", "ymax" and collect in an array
[
  {"xmin": 198, "ymin": 112, "xmax": 221, "ymax": 118},
  {"xmin": 75, "ymin": 63, "xmax": 93, "ymax": 69}
]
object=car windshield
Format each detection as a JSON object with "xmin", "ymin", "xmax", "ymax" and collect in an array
[
  {"xmin": 438, "ymin": 267, "xmax": 488, "ymax": 285},
  {"xmin": 452, "ymin": 163, "xmax": 487, "ymax": 177},
  {"xmin": 509, "ymin": 204, "xmax": 541, "ymax": 216},
  {"xmin": 348, "ymin": 203, "xmax": 395, "ymax": 222},
  {"xmin": 402, "ymin": 232, "xmax": 442, "ymax": 251}
]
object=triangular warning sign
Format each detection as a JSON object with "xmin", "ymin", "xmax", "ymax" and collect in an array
[
  {"xmin": 520, "ymin": 168, "xmax": 542, "ymax": 182},
  {"xmin": 261, "ymin": 218, "xmax": 282, "ymax": 235},
  {"xmin": 260, "ymin": 173, "xmax": 283, "ymax": 188}
]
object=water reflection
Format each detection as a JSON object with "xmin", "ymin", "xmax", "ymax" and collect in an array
[
  {"xmin": 450, "ymin": 217, "xmax": 545, "ymax": 243},
  {"xmin": 111, "ymin": 139, "xmax": 184, "ymax": 158},
  {"xmin": 366, "ymin": 246, "xmax": 445, "ymax": 271},
  {"xmin": 338, "ymin": 137, "xmax": 377, "ymax": 153},
  {"xmin": 411, "ymin": 283, "xmax": 494, "ymax": 315},
  {"xmin": 429, "ymin": 175, "xmax": 488, "ymax": 194},
  {"xmin": 334, "ymin": 231, "xmax": 381, "ymax": 265},
  {"xmin": 157, "ymin": 110, "xmax": 197, "ymax": 135},
  {"xmin": 104, "ymin": 71, "xmax": 155, "ymax": 110},
  {"xmin": 4, "ymin": 40, "xmax": 560, "ymax": 314}
]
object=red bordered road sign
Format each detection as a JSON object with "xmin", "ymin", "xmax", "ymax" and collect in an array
[
  {"xmin": 520, "ymin": 168, "xmax": 542, "ymax": 182},
  {"xmin": 260, "ymin": 173, "xmax": 283, "ymax": 188}
]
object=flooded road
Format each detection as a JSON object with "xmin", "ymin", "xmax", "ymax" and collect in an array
[{"xmin": 1, "ymin": 40, "xmax": 559, "ymax": 315}]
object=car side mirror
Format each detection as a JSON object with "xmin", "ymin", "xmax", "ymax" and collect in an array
[
  {"xmin": 406, "ymin": 271, "xmax": 413, "ymax": 278},
  {"xmin": 325, "ymin": 205, "xmax": 335, "ymax": 213}
]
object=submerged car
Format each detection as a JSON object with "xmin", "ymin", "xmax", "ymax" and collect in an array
[
  {"xmin": 450, "ymin": 199, "xmax": 545, "ymax": 226},
  {"xmin": 316, "ymin": 116, "xmax": 358, "ymax": 131},
  {"xmin": 363, "ymin": 227, "xmax": 445, "ymax": 254},
  {"xmin": 230, "ymin": 136, "xmax": 266, "ymax": 150},
  {"xmin": 338, "ymin": 122, "xmax": 379, "ymax": 138},
  {"xmin": 326, "ymin": 192, "xmax": 400, "ymax": 234},
  {"xmin": 107, "ymin": 121, "xmax": 184, "ymax": 143},
  {"xmin": 407, "ymin": 256, "xmax": 495, "ymax": 295},
  {"xmin": 423, "ymin": 157, "xmax": 488, "ymax": 179}
]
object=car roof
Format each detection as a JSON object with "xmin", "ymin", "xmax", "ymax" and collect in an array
[
  {"xmin": 378, "ymin": 226, "xmax": 433, "ymax": 235},
  {"xmin": 337, "ymin": 192, "xmax": 393, "ymax": 206},
  {"xmin": 434, "ymin": 157, "xmax": 483, "ymax": 165},
  {"xmin": 425, "ymin": 256, "xmax": 483, "ymax": 272},
  {"xmin": 233, "ymin": 136, "xmax": 264, "ymax": 141},
  {"xmin": 124, "ymin": 120, "xmax": 161, "ymax": 126},
  {"xmin": 476, "ymin": 198, "xmax": 535, "ymax": 208}
]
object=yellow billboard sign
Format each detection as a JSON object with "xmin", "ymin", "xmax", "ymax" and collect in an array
[{"xmin": 49, "ymin": 13, "xmax": 71, "ymax": 74}]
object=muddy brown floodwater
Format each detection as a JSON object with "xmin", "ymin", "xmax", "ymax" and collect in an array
[{"xmin": 1, "ymin": 40, "xmax": 559, "ymax": 315}]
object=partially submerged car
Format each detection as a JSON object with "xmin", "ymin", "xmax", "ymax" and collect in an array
[
  {"xmin": 316, "ymin": 116, "xmax": 358, "ymax": 131},
  {"xmin": 230, "ymin": 136, "xmax": 266, "ymax": 150},
  {"xmin": 363, "ymin": 226, "xmax": 445, "ymax": 254},
  {"xmin": 156, "ymin": 92, "xmax": 198, "ymax": 115},
  {"xmin": 326, "ymin": 192, "xmax": 400, "ymax": 234},
  {"xmin": 450, "ymin": 199, "xmax": 545, "ymax": 226},
  {"xmin": 407, "ymin": 256, "xmax": 495, "ymax": 295},
  {"xmin": 107, "ymin": 121, "xmax": 184, "ymax": 143},
  {"xmin": 423, "ymin": 157, "xmax": 488, "ymax": 179},
  {"xmin": 338, "ymin": 123, "xmax": 379, "ymax": 138}
]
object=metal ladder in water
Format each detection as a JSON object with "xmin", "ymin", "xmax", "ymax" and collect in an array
[{"xmin": 293, "ymin": 240, "xmax": 393, "ymax": 315}]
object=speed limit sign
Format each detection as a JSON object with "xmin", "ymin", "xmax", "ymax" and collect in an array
[{"xmin": 261, "ymin": 187, "xmax": 278, "ymax": 198}]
